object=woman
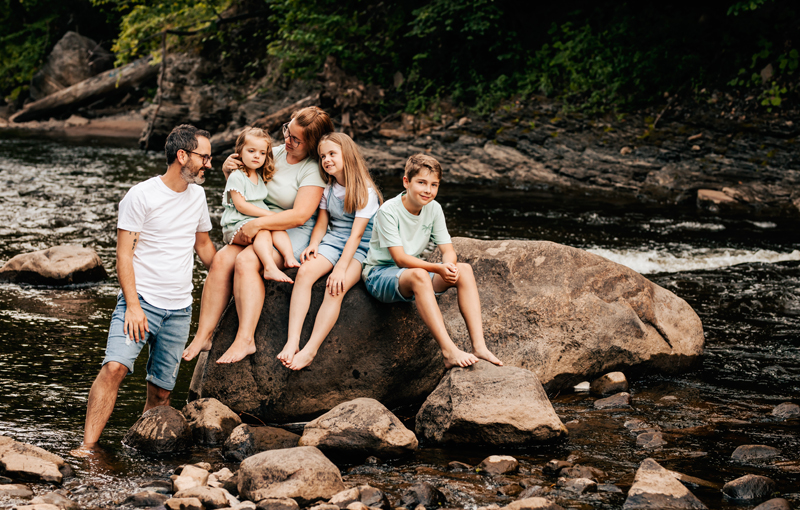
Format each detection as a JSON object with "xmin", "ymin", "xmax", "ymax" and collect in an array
[{"xmin": 182, "ymin": 106, "xmax": 335, "ymax": 364}]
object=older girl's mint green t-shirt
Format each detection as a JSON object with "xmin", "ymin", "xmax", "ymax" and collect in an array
[{"xmin": 361, "ymin": 192, "xmax": 451, "ymax": 279}]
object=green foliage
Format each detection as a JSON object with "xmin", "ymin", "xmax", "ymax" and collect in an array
[
  {"xmin": 0, "ymin": 15, "xmax": 54, "ymax": 100},
  {"xmin": 727, "ymin": 0, "xmax": 774, "ymax": 16}
]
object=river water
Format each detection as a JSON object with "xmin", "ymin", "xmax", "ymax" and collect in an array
[{"xmin": 0, "ymin": 133, "xmax": 798, "ymax": 509}]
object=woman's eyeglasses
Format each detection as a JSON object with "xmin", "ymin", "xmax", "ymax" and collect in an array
[{"xmin": 282, "ymin": 122, "xmax": 303, "ymax": 147}]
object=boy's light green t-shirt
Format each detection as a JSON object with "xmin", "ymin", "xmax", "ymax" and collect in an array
[
  {"xmin": 362, "ymin": 192, "xmax": 452, "ymax": 280},
  {"xmin": 266, "ymin": 145, "xmax": 325, "ymax": 227}
]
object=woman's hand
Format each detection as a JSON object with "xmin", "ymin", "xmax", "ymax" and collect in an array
[
  {"xmin": 222, "ymin": 153, "xmax": 242, "ymax": 179},
  {"xmin": 301, "ymin": 243, "xmax": 319, "ymax": 262},
  {"xmin": 240, "ymin": 220, "xmax": 260, "ymax": 243},
  {"xmin": 327, "ymin": 265, "xmax": 347, "ymax": 296}
]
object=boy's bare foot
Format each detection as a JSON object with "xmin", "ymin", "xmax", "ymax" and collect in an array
[
  {"xmin": 474, "ymin": 348, "xmax": 503, "ymax": 366},
  {"xmin": 284, "ymin": 256, "xmax": 301, "ymax": 269},
  {"xmin": 287, "ymin": 349, "xmax": 316, "ymax": 370},
  {"xmin": 217, "ymin": 338, "xmax": 256, "ymax": 364},
  {"xmin": 443, "ymin": 349, "xmax": 479, "ymax": 369},
  {"xmin": 263, "ymin": 267, "xmax": 293, "ymax": 283},
  {"xmin": 276, "ymin": 342, "xmax": 299, "ymax": 365},
  {"xmin": 182, "ymin": 336, "xmax": 212, "ymax": 361}
]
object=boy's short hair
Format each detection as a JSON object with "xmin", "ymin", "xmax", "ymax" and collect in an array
[
  {"xmin": 165, "ymin": 124, "xmax": 211, "ymax": 166},
  {"xmin": 405, "ymin": 153, "xmax": 442, "ymax": 181}
]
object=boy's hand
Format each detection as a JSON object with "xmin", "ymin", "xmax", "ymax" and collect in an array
[
  {"xmin": 301, "ymin": 244, "xmax": 318, "ymax": 262},
  {"xmin": 327, "ymin": 266, "xmax": 347, "ymax": 296},
  {"xmin": 440, "ymin": 263, "xmax": 459, "ymax": 284}
]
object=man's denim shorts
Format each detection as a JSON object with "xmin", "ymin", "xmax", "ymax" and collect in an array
[
  {"xmin": 102, "ymin": 292, "xmax": 192, "ymax": 391},
  {"xmin": 364, "ymin": 265, "xmax": 445, "ymax": 303}
]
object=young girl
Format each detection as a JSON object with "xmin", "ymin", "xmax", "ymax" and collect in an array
[
  {"xmin": 221, "ymin": 127, "xmax": 300, "ymax": 283},
  {"xmin": 276, "ymin": 132, "xmax": 383, "ymax": 370}
]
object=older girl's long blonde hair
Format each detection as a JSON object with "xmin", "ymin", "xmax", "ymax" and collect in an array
[
  {"xmin": 234, "ymin": 127, "xmax": 275, "ymax": 183},
  {"xmin": 318, "ymin": 132, "xmax": 383, "ymax": 214}
]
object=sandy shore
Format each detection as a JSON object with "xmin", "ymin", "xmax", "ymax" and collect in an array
[{"xmin": 0, "ymin": 109, "xmax": 148, "ymax": 144}]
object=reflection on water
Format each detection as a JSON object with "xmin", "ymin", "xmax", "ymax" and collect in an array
[{"xmin": 0, "ymin": 134, "xmax": 799, "ymax": 508}]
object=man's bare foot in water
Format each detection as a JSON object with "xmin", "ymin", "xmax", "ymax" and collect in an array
[
  {"xmin": 286, "ymin": 348, "xmax": 317, "ymax": 370},
  {"xmin": 276, "ymin": 341, "xmax": 299, "ymax": 366},
  {"xmin": 263, "ymin": 267, "xmax": 293, "ymax": 283},
  {"xmin": 182, "ymin": 335, "xmax": 212, "ymax": 361},
  {"xmin": 442, "ymin": 348, "xmax": 479, "ymax": 369},
  {"xmin": 217, "ymin": 337, "xmax": 256, "ymax": 363},
  {"xmin": 284, "ymin": 255, "xmax": 301, "ymax": 269},
  {"xmin": 474, "ymin": 347, "xmax": 503, "ymax": 366}
]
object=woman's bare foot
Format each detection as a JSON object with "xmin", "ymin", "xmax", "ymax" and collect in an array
[
  {"xmin": 263, "ymin": 267, "xmax": 293, "ymax": 283},
  {"xmin": 277, "ymin": 342, "xmax": 299, "ymax": 365},
  {"xmin": 217, "ymin": 337, "xmax": 256, "ymax": 364},
  {"xmin": 442, "ymin": 348, "xmax": 479, "ymax": 369},
  {"xmin": 182, "ymin": 335, "xmax": 212, "ymax": 361},
  {"xmin": 474, "ymin": 347, "xmax": 503, "ymax": 366},
  {"xmin": 284, "ymin": 256, "xmax": 301, "ymax": 269},
  {"xmin": 287, "ymin": 348, "xmax": 317, "ymax": 370}
]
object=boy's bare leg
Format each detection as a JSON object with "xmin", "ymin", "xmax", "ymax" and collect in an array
[
  {"xmin": 182, "ymin": 245, "xmax": 242, "ymax": 361},
  {"xmin": 252, "ymin": 230, "xmax": 293, "ymax": 283},
  {"xmin": 288, "ymin": 260, "xmax": 360, "ymax": 370},
  {"xmin": 279, "ymin": 255, "xmax": 333, "ymax": 366},
  {"xmin": 399, "ymin": 268, "xmax": 479, "ymax": 369},
  {"xmin": 273, "ymin": 231, "xmax": 300, "ymax": 268}
]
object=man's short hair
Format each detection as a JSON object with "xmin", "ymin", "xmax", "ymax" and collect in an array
[
  {"xmin": 404, "ymin": 153, "xmax": 442, "ymax": 181},
  {"xmin": 165, "ymin": 124, "xmax": 211, "ymax": 165}
]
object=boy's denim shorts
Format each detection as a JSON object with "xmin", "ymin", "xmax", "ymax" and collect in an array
[
  {"xmin": 102, "ymin": 292, "xmax": 192, "ymax": 391},
  {"xmin": 364, "ymin": 265, "xmax": 446, "ymax": 303}
]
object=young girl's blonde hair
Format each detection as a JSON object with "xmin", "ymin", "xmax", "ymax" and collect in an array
[
  {"xmin": 234, "ymin": 127, "xmax": 275, "ymax": 183},
  {"xmin": 318, "ymin": 132, "xmax": 383, "ymax": 214}
]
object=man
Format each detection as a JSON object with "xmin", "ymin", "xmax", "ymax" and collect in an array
[{"xmin": 78, "ymin": 124, "xmax": 216, "ymax": 449}]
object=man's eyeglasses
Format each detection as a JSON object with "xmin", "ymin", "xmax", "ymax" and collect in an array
[
  {"xmin": 184, "ymin": 149, "xmax": 212, "ymax": 166},
  {"xmin": 282, "ymin": 122, "xmax": 303, "ymax": 147}
]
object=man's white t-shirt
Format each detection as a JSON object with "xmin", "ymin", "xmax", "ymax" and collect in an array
[{"xmin": 117, "ymin": 176, "xmax": 212, "ymax": 310}]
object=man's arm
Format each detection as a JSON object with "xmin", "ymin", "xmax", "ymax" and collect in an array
[
  {"xmin": 117, "ymin": 228, "xmax": 149, "ymax": 342},
  {"xmin": 194, "ymin": 231, "xmax": 217, "ymax": 269}
]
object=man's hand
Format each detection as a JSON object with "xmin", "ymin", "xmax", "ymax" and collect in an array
[{"xmin": 124, "ymin": 303, "xmax": 149, "ymax": 343}]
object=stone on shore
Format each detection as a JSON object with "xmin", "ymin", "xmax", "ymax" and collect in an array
[
  {"xmin": 590, "ymin": 372, "xmax": 629, "ymax": 395},
  {"xmin": 124, "ymin": 490, "xmax": 170, "ymax": 508},
  {"xmin": 594, "ymin": 392, "xmax": 631, "ymax": 409},
  {"xmin": 122, "ymin": 406, "xmax": 192, "ymax": 454},
  {"xmin": 477, "ymin": 456, "xmax": 519, "ymax": 475},
  {"xmin": 182, "ymin": 398, "xmax": 242, "ymax": 446},
  {"xmin": 622, "ymin": 458, "xmax": 707, "ymax": 509},
  {"xmin": 238, "ymin": 446, "xmax": 344, "ymax": 505},
  {"xmin": 224, "ymin": 424, "xmax": 300, "ymax": 462},
  {"xmin": 0, "ymin": 436, "xmax": 69, "ymax": 483},
  {"xmin": 753, "ymin": 499, "xmax": 792, "ymax": 510},
  {"xmin": 174, "ymin": 486, "xmax": 230, "ymax": 509},
  {"xmin": 299, "ymin": 398, "xmax": 418, "ymax": 457},
  {"xmin": 14, "ymin": 505, "xmax": 61, "ymax": 510},
  {"xmin": 721, "ymin": 474, "xmax": 776, "ymax": 501},
  {"xmin": 399, "ymin": 482, "xmax": 447, "ymax": 509},
  {"xmin": 504, "ymin": 498, "xmax": 565, "ymax": 510},
  {"xmin": 328, "ymin": 485, "xmax": 390, "ymax": 510},
  {"xmin": 0, "ymin": 245, "xmax": 107, "ymax": 286},
  {"xmin": 30, "ymin": 492, "xmax": 80, "ymax": 510},
  {"xmin": 190, "ymin": 239, "xmax": 703, "ymax": 422},
  {"xmin": 256, "ymin": 498, "xmax": 300, "ymax": 510},
  {"xmin": 771, "ymin": 402, "xmax": 800, "ymax": 420},
  {"xmin": 416, "ymin": 361, "xmax": 567, "ymax": 445},
  {"xmin": 731, "ymin": 445, "xmax": 781, "ymax": 463},
  {"xmin": 166, "ymin": 497, "xmax": 204, "ymax": 510},
  {"xmin": 0, "ymin": 483, "xmax": 34, "ymax": 498}
]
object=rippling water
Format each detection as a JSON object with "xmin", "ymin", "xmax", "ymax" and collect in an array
[{"xmin": 0, "ymin": 133, "xmax": 798, "ymax": 509}]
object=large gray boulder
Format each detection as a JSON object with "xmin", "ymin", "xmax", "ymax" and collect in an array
[
  {"xmin": 0, "ymin": 245, "xmax": 107, "ymax": 286},
  {"xmin": 182, "ymin": 398, "xmax": 242, "ymax": 446},
  {"xmin": 623, "ymin": 458, "xmax": 707, "ymax": 509},
  {"xmin": 29, "ymin": 32, "xmax": 114, "ymax": 101},
  {"xmin": 122, "ymin": 406, "xmax": 193, "ymax": 454},
  {"xmin": 416, "ymin": 361, "xmax": 567, "ymax": 446}
]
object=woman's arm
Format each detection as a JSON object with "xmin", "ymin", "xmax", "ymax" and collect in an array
[
  {"xmin": 326, "ymin": 217, "xmax": 370, "ymax": 295},
  {"xmin": 230, "ymin": 191, "xmax": 274, "ymax": 218},
  {"xmin": 239, "ymin": 186, "xmax": 324, "ymax": 242}
]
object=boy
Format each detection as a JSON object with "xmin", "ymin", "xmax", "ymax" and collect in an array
[{"xmin": 362, "ymin": 153, "xmax": 502, "ymax": 369}]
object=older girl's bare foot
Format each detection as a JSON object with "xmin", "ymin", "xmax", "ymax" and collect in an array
[
  {"xmin": 277, "ymin": 342, "xmax": 299, "ymax": 365},
  {"xmin": 474, "ymin": 348, "xmax": 503, "ymax": 366},
  {"xmin": 217, "ymin": 338, "xmax": 256, "ymax": 364},
  {"xmin": 442, "ymin": 349, "xmax": 479, "ymax": 369},
  {"xmin": 182, "ymin": 336, "xmax": 212, "ymax": 361},
  {"xmin": 284, "ymin": 256, "xmax": 301, "ymax": 269},
  {"xmin": 263, "ymin": 267, "xmax": 293, "ymax": 283},
  {"xmin": 287, "ymin": 349, "xmax": 317, "ymax": 370}
]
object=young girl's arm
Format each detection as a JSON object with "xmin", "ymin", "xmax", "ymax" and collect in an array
[
  {"xmin": 300, "ymin": 209, "xmax": 329, "ymax": 262},
  {"xmin": 326, "ymin": 217, "xmax": 370, "ymax": 296},
  {"xmin": 230, "ymin": 190, "xmax": 274, "ymax": 218}
]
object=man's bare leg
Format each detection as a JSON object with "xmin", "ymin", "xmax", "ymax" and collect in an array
[
  {"xmin": 449, "ymin": 263, "xmax": 502, "ymax": 366},
  {"xmin": 182, "ymin": 245, "xmax": 242, "ymax": 361},
  {"xmin": 144, "ymin": 381, "xmax": 170, "ymax": 412},
  {"xmin": 81, "ymin": 361, "xmax": 129, "ymax": 447}
]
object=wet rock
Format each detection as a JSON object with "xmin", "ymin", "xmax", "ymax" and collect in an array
[
  {"xmin": 416, "ymin": 361, "xmax": 567, "ymax": 445},
  {"xmin": 516, "ymin": 486, "xmax": 545, "ymax": 499},
  {"xmin": 499, "ymin": 483, "xmax": 524, "ymax": 497},
  {"xmin": 542, "ymin": 460, "xmax": 572, "ymax": 475},
  {"xmin": 142, "ymin": 480, "xmax": 174, "ymax": 494},
  {"xmin": 573, "ymin": 381, "xmax": 590, "ymax": 392},
  {"xmin": 477, "ymin": 455, "xmax": 519, "ymax": 475},
  {"xmin": 0, "ymin": 483, "xmax": 34, "ymax": 498},
  {"xmin": 0, "ymin": 436, "xmax": 70, "ymax": 485},
  {"xmin": 15, "ymin": 505, "xmax": 61, "ymax": 510},
  {"xmin": 29, "ymin": 32, "xmax": 114, "ymax": 100},
  {"xmin": 166, "ymin": 498, "xmax": 204, "ymax": 510},
  {"xmin": 598, "ymin": 484, "xmax": 623, "ymax": 493},
  {"xmin": 232, "ymin": 503, "xmax": 258, "ymax": 510},
  {"xmin": 224, "ymin": 424, "xmax": 300, "ymax": 462},
  {"xmin": 179, "ymin": 465, "xmax": 210, "ymax": 486},
  {"xmin": 448, "ymin": 461, "xmax": 472, "ymax": 471},
  {"xmin": 504, "ymin": 498, "xmax": 565, "ymax": 510},
  {"xmin": 771, "ymin": 402, "xmax": 800, "ymax": 420},
  {"xmin": 637, "ymin": 430, "xmax": 667, "ymax": 448},
  {"xmin": 731, "ymin": 445, "xmax": 781, "ymax": 463},
  {"xmin": 399, "ymin": 482, "xmax": 447, "ymax": 510},
  {"xmin": 666, "ymin": 471, "xmax": 721, "ymax": 490},
  {"xmin": 124, "ymin": 490, "xmax": 170, "ymax": 507},
  {"xmin": 556, "ymin": 477, "xmax": 596, "ymax": 494},
  {"xmin": 344, "ymin": 503, "xmax": 369, "ymax": 510},
  {"xmin": 623, "ymin": 458, "xmax": 707, "ymax": 509},
  {"xmin": 299, "ymin": 398, "xmax": 418, "ymax": 457},
  {"xmin": 0, "ymin": 245, "xmax": 107, "ymax": 286},
  {"xmin": 754, "ymin": 498, "xmax": 792, "ymax": 510},
  {"xmin": 307, "ymin": 505, "xmax": 340, "ymax": 510},
  {"xmin": 210, "ymin": 467, "xmax": 236, "ymax": 487},
  {"xmin": 174, "ymin": 486, "xmax": 230, "ymax": 509},
  {"xmin": 256, "ymin": 499, "xmax": 299, "ymax": 510},
  {"xmin": 182, "ymin": 398, "xmax": 242, "ymax": 446},
  {"xmin": 29, "ymin": 492, "xmax": 80, "ymax": 510},
  {"xmin": 721, "ymin": 474, "xmax": 776, "ymax": 501},
  {"xmin": 590, "ymin": 372, "xmax": 629, "ymax": 395},
  {"xmin": 328, "ymin": 485, "xmax": 389, "ymax": 510},
  {"xmin": 329, "ymin": 487, "xmax": 360, "ymax": 508},
  {"xmin": 122, "ymin": 406, "xmax": 192, "ymax": 454},
  {"xmin": 558, "ymin": 465, "xmax": 605, "ymax": 481},
  {"xmin": 238, "ymin": 446, "xmax": 344, "ymax": 505},
  {"xmin": 594, "ymin": 392, "xmax": 631, "ymax": 409}
]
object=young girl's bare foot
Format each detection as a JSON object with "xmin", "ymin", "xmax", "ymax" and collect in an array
[
  {"xmin": 263, "ymin": 267, "xmax": 293, "ymax": 283},
  {"xmin": 442, "ymin": 348, "xmax": 479, "ymax": 369},
  {"xmin": 277, "ymin": 342, "xmax": 299, "ymax": 366},
  {"xmin": 287, "ymin": 348, "xmax": 317, "ymax": 370},
  {"xmin": 474, "ymin": 347, "xmax": 503, "ymax": 366},
  {"xmin": 182, "ymin": 335, "xmax": 212, "ymax": 361},
  {"xmin": 217, "ymin": 337, "xmax": 256, "ymax": 364},
  {"xmin": 284, "ymin": 256, "xmax": 301, "ymax": 269}
]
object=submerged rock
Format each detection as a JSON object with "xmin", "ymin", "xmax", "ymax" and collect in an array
[
  {"xmin": 722, "ymin": 474, "xmax": 776, "ymax": 501},
  {"xmin": 623, "ymin": 458, "xmax": 707, "ymax": 509},
  {"xmin": 224, "ymin": 424, "xmax": 300, "ymax": 462},
  {"xmin": 122, "ymin": 406, "xmax": 192, "ymax": 454},
  {"xmin": 731, "ymin": 445, "xmax": 781, "ymax": 463},
  {"xmin": 416, "ymin": 361, "xmax": 567, "ymax": 445},
  {"xmin": 590, "ymin": 372, "xmax": 629, "ymax": 395},
  {"xmin": 399, "ymin": 482, "xmax": 447, "ymax": 509},
  {"xmin": 299, "ymin": 398, "xmax": 418, "ymax": 457},
  {"xmin": 0, "ymin": 245, "xmax": 107, "ymax": 286},
  {"xmin": 771, "ymin": 402, "xmax": 800, "ymax": 420},
  {"xmin": 594, "ymin": 392, "xmax": 631, "ymax": 409},
  {"xmin": 182, "ymin": 398, "xmax": 242, "ymax": 446}
]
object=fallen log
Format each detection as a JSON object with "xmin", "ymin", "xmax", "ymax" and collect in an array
[{"xmin": 10, "ymin": 58, "xmax": 158, "ymax": 124}]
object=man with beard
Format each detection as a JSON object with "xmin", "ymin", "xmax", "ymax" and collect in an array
[{"xmin": 77, "ymin": 124, "xmax": 216, "ymax": 449}]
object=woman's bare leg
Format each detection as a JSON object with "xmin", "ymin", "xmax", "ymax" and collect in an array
[{"xmin": 182, "ymin": 245, "xmax": 243, "ymax": 361}]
